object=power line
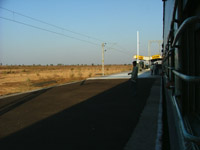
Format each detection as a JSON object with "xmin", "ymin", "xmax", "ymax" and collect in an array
[
  {"xmin": 114, "ymin": 44, "xmax": 133, "ymax": 54},
  {"xmin": 1, "ymin": 16, "xmax": 134, "ymax": 58},
  {"xmin": 0, "ymin": 7, "xmax": 105, "ymax": 43},
  {"xmin": 0, "ymin": 16, "xmax": 100, "ymax": 46},
  {"xmin": 102, "ymin": 43, "xmax": 132, "ymax": 56},
  {"xmin": 0, "ymin": 16, "xmax": 132, "ymax": 57},
  {"xmin": 0, "ymin": 7, "xmax": 134, "ymax": 57},
  {"xmin": 0, "ymin": 16, "xmax": 131, "ymax": 56},
  {"xmin": 108, "ymin": 47, "xmax": 132, "ymax": 56}
]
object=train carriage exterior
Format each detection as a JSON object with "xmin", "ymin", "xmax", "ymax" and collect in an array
[{"xmin": 162, "ymin": 0, "xmax": 200, "ymax": 149}]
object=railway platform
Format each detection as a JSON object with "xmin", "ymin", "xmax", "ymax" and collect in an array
[
  {"xmin": 0, "ymin": 70, "xmax": 162, "ymax": 150},
  {"xmin": 124, "ymin": 71, "xmax": 162, "ymax": 150},
  {"xmin": 90, "ymin": 70, "xmax": 162, "ymax": 150}
]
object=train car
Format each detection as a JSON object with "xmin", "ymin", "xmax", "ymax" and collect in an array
[{"xmin": 162, "ymin": 0, "xmax": 200, "ymax": 149}]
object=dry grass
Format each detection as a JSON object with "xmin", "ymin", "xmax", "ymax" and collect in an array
[{"xmin": 0, "ymin": 65, "xmax": 132, "ymax": 96}]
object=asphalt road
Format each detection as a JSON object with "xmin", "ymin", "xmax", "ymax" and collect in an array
[{"xmin": 0, "ymin": 78, "xmax": 156, "ymax": 149}]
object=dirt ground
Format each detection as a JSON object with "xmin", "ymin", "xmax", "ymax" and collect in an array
[{"xmin": 0, "ymin": 65, "xmax": 132, "ymax": 96}]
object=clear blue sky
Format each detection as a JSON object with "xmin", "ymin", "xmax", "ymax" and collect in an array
[{"xmin": 0, "ymin": 0, "xmax": 163, "ymax": 65}]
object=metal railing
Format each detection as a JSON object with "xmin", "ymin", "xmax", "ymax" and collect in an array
[
  {"xmin": 167, "ymin": 67, "xmax": 174, "ymax": 70},
  {"xmin": 163, "ymin": 48, "xmax": 174, "ymax": 62},
  {"xmin": 172, "ymin": 96, "xmax": 200, "ymax": 143},
  {"xmin": 163, "ymin": 16, "xmax": 200, "ymax": 63},
  {"xmin": 172, "ymin": 16, "xmax": 200, "ymax": 47},
  {"xmin": 163, "ymin": 16, "xmax": 200, "ymax": 83},
  {"xmin": 172, "ymin": 70, "xmax": 200, "ymax": 82},
  {"xmin": 163, "ymin": 15, "xmax": 200, "ymax": 144}
]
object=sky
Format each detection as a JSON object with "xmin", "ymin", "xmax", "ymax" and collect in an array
[{"xmin": 0, "ymin": 0, "xmax": 163, "ymax": 65}]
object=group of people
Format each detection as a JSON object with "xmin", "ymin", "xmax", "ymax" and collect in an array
[
  {"xmin": 128, "ymin": 61, "xmax": 160, "ymax": 96},
  {"xmin": 150, "ymin": 63, "xmax": 159, "ymax": 75}
]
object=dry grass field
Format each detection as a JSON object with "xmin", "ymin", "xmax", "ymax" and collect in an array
[{"xmin": 0, "ymin": 65, "xmax": 132, "ymax": 96}]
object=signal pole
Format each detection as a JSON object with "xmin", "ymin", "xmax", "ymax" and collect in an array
[{"xmin": 102, "ymin": 43, "xmax": 106, "ymax": 76}]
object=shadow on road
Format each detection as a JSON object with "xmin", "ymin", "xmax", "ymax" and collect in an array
[
  {"xmin": 0, "ymin": 78, "xmax": 156, "ymax": 150},
  {"xmin": 0, "ymin": 88, "xmax": 51, "ymax": 116}
]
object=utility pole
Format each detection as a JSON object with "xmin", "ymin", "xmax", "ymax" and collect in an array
[
  {"xmin": 148, "ymin": 41, "xmax": 151, "ymax": 65},
  {"xmin": 102, "ymin": 43, "xmax": 106, "ymax": 76},
  {"xmin": 137, "ymin": 31, "xmax": 139, "ymax": 63}
]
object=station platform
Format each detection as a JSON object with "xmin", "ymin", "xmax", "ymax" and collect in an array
[
  {"xmin": 124, "ymin": 72, "xmax": 162, "ymax": 150},
  {"xmin": 90, "ymin": 69, "xmax": 162, "ymax": 150},
  {"xmin": 0, "ymin": 70, "xmax": 162, "ymax": 150}
]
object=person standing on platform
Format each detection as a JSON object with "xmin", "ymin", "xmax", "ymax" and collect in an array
[
  {"xmin": 128, "ymin": 61, "xmax": 138, "ymax": 96},
  {"xmin": 150, "ymin": 64, "xmax": 154, "ymax": 75}
]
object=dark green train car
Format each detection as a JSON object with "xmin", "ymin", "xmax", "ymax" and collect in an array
[{"xmin": 162, "ymin": 0, "xmax": 200, "ymax": 149}]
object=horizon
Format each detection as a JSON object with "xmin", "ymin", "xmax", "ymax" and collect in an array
[{"xmin": 0, "ymin": 63, "xmax": 132, "ymax": 66}]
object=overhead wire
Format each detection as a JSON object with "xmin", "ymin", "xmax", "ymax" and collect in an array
[
  {"xmin": 107, "ymin": 47, "xmax": 132, "ymax": 56},
  {"xmin": 0, "ymin": 7, "xmax": 133, "ymax": 57},
  {"xmin": 0, "ymin": 16, "xmax": 132, "ymax": 57},
  {"xmin": 0, "ymin": 6, "xmax": 105, "ymax": 43},
  {"xmin": 114, "ymin": 44, "xmax": 133, "ymax": 54},
  {"xmin": 105, "ymin": 43, "xmax": 133, "ymax": 56},
  {"xmin": 0, "ymin": 16, "xmax": 100, "ymax": 46}
]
